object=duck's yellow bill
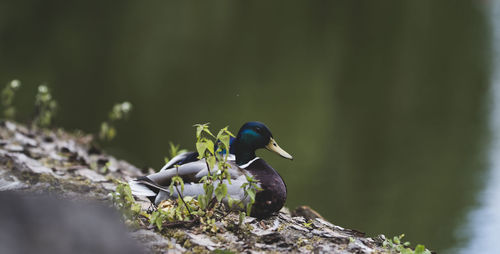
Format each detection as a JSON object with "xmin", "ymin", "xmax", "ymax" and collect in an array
[{"xmin": 266, "ymin": 138, "xmax": 293, "ymax": 160}]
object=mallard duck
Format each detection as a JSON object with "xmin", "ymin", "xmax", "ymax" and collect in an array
[{"xmin": 130, "ymin": 121, "xmax": 293, "ymax": 218}]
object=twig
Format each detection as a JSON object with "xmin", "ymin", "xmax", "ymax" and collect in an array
[
  {"xmin": 175, "ymin": 166, "xmax": 193, "ymax": 218},
  {"xmin": 174, "ymin": 184, "xmax": 193, "ymax": 218},
  {"xmin": 162, "ymin": 217, "xmax": 199, "ymax": 228},
  {"xmin": 207, "ymin": 197, "xmax": 218, "ymax": 210},
  {"xmin": 204, "ymin": 158, "xmax": 212, "ymax": 175}
]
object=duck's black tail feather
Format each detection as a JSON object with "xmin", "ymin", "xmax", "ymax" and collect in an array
[{"xmin": 129, "ymin": 176, "xmax": 172, "ymax": 204}]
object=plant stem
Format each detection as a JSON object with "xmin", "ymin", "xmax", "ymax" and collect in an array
[
  {"xmin": 174, "ymin": 166, "xmax": 193, "ymax": 218},
  {"xmin": 174, "ymin": 185, "xmax": 193, "ymax": 218},
  {"xmin": 204, "ymin": 158, "xmax": 212, "ymax": 175}
]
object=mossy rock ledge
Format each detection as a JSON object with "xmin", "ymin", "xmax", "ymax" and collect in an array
[{"xmin": 0, "ymin": 121, "xmax": 420, "ymax": 254}]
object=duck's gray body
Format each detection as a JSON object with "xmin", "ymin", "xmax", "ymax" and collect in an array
[{"xmin": 130, "ymin": 153, "xmax": 287, "ymax": 218}]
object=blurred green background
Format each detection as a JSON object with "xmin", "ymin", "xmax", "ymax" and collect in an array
[{"xmin": 0, "ymin": 1, "xmax": 495, "ymax": 253}]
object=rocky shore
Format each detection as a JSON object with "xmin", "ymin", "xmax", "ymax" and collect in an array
[{"xmin": 0, "ymin": 121, "xmax": 418, "ymax": 253}]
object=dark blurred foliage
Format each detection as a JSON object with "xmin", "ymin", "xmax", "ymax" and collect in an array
[{"xmin": 0, "ymin": 1, "xmax": 491, "ymax": 252}]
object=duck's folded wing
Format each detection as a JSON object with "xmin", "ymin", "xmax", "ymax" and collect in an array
[
  {"xmin": 160, "ymin": 150, "xmax": 235, "ymax": 172},
  {"xmin": 130, "ymin": 159, "xmax": 205, "ymax": 197},
  {"xmin": 162, "ymin": 175, "xmax": 251, "ymax": 203},
  {"xmin": 130, "ymin": 158, "xmax": 243, "ymax": 197},
  {"xmin": 159, "ymin": 151, "xmax": 199, "ymax": 171}
]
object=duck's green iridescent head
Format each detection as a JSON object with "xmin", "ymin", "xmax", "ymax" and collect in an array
[{"xmin": 233, "ymin": 121, "xmax": 293, "ymax": 165}]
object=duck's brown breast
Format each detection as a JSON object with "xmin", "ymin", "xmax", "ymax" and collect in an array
[{"xmin": 245, "ymin": 159, "xmax": 287, "ymax": 219}]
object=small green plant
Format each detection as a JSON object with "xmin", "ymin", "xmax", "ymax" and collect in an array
[
  {"xmin": 111, "ymin": 181, "xmax": 141, "ymax": 221},
  {"xmin": 149, "ymin": 196, "xmax": 202, "ymax": 230},
  {"xmin": 164, "ymin": 142, "xmax": 188, "ymax": 165},
  {"xmin": 99, "ymin": 101, "xmax": 132, "ymax": 141},
  {"xmin": 212, "ymin": 250, "xmax": 236, "ymax": 254},
  {"xmin": 383, "ymin": 234, "xmax": 431, "ymax": 254},
  {"xmin": 349, "ymin": 237, "xmax": 355, "ymax": 243},
  {"xmin": 194, "ymin": 123, "xmax": 262, "ymax": 216},
  {"xmin": 147, "ymin": 123, "xmax": 262, "ymax": 231},
  {"xmin": 303, "ymin": 220, "xmax": 313, "ymax": 228},
  {"xmin": 1, "ymin": 79, "xmax": 21, "ymax": 119},
  {"xmin": 33, "ymin": 85, "xmax": 57, "ymax": 127}
]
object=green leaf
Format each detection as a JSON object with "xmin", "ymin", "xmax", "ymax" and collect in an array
[
  {"xmin": 204, "ymin": 184, "xmax": 214, "ymax": 201},
  {"xmin": 216, "ymin": 128, "xmax": 225, "ymax": 140},
  {"xmin": 194, "ymin": 124, "xmax": 204, "ymax": 139},
  {"xmin": 227, "ymin": 196, "xmax": 235, "ymax": 209},
  {"xmin": 149, "ymin": 211, "xmax": 159, "ymax": 227},
  {"xmin": 400, "ymin": 249, "xmax": 413, "ymax": 254},
  {"xmin": 246, "ymin": 203, "xmax": 252, "ymax": 216},
  {"xmin": 246, "ymin": 188, "xmax": 256, "ymax": 202},
  {"xmin": 107, "ymin": 127, "xmax": 116, "ymax": 140},
  {"xmin": 99, "ymin": 122, "xmax": 109, "ymax": 140},
  {"xmin": 414, "ymin": 245, "xmax": 430, "ymax": 254},
  {"xmin": 203, "ymin": 127, "xmax": 215, "ymax": 138},
  {"xmin": 215, "ymin": 183, "xmax": 227, "ymax": 202},
  {"xmin": 225, "ymin": 129, "xmax": 235, "ymax": 137},
  {"xmin": 169, "ymin": 181, "xmax": 174, "ymax": 194},
  {"xmin": 168, "ymin": 142, "xmax": 182, "ymax": 158},
  {"xmin": 238, "ymin": 212, "xmax": 246, "ymax": 226},
  {"xmin": 219, "ymin": 134, "xmax": 230, "ymax": 150},
  {"xmin": 156, "ymin": 215, "xmax": 163, "ymax": 230},
  {"xmin": 394, "ymin": 236, "xmax": 401, "ymax": 244},
  {"xmin": 198, "ymin": 194, "xmax": 207, "ymax": 209},
  {"xmin": 225, "ymin": 170, "xmax": 232, "ymax": 185},
  {"xmin": 196, "ymin": 141, "xmax": 207, "ymax": 158},
  {"xmin": 172, "ymin": 175, "xmax": 184, "ymax": 192},
  {"xmin": 207, "ymin": 156, "xmax": 216, "ymax": 171},
  {"xmin": 237, "ymin": 202, "xmax": 245, "ymax": 209},
  {"xmin": 215, "ymin": 148, "xmax": 223, "ymax": 158},
  {"xmin": 205, "ymin": 139, "xmax": 215, "ymax": 155}
]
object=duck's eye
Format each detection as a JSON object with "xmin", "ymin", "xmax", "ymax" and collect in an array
[{"xmin": 255, "ymin": 127, "xmax": 262, "ymax": 133}]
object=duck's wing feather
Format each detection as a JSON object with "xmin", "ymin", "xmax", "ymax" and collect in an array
[
  {"xmin": 160, "ymin": 151, "xmax": 236, "ymax": 172},
  {"xmin": 156, "ymin": 174, "xmax": 253, "ymax": 207},
  {"xmin": 130, "ymin": 160, "xmax": 205, "ymax": 197},
  {"xmin": 130, "ymin": 158, "xmax": 243, "ymax": 198},
  {"xmin": 160, "ymin": 151, "xmax": 199, "ymax": 171}
]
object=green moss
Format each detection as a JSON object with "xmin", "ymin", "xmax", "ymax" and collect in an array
[
  {"xmin": 296, "ymin": 237, "xmax": 306, "ymax": 247},
  {"xmin": 183, "ymin": 239, "xmax": 192, "ymax": 248},
  {"xmin": 215, "ymin": 234, "xmax": 226, "ymax": 243},
  {"xmin": 212, "ymin": 250, "xmax": 236, "ymax": 254},
  {"xmin": 173, "ymin": 230, "xmax": 186, "ymax": 240},
  {"xmin": 60, "ymin": 180, "xmax": 91, "ymax": 193},
  {"xmin": 191, "ymin": 246, "xmax": 209, "ymax": 254},
  {"xmin": 277, "ymin": 223, "xmax": 287, "ymax": 232}
]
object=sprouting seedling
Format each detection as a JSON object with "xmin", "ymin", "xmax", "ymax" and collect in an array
[
  {"xmin": 99, "ymin": 101, "xmax": 133, "ymax": 141},
  {"xmin": 143, "ymin": 124, "xmax": 262, "ymax": 231},
  {"xmin": 382, "ymin": 234, "xmax": 432, "ymax": 254},
  {"xmin": 109, "ymin": 101, "xmax": 132, "ymax": 121},
  {"xmin": 111, "ymin": 181, "xmax": 141, "ymax": 222},
  {"xmin": 193, "ymin": 123, "xmax": 261, "ymax": 217},
  {"xmin": 33, "ymin": 84, "xmax": 57, "ymax": 127},
  {"xmin": 163, "ymin": 142, "xmax": 188, "ymax": 166},
  {"xmin": 1, "ymin": 79, "xmax": 21, "ymax": 120}
]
